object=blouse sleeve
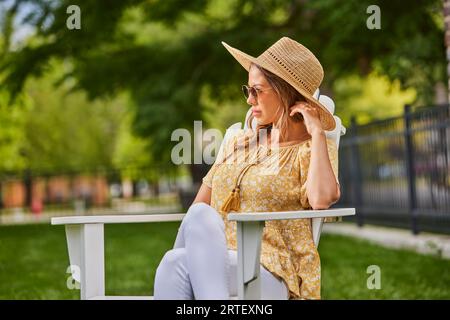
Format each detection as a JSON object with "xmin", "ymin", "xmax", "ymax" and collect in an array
[
  {"xmin": 299, "ymin": 138, "xmax": 340, "ymax": 215},
  {"xmin": 202, "ymin": 129, "xmax": 243, "ymax": 188},
  {"xmin": 202, "ymin": 143, "xmax": 229, "ymax": 188},
  {"xmin": 202, "ymin": 163, "xmax": 218, "ymax": 188}
]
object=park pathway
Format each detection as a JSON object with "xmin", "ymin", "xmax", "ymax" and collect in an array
[{"xmin": 323, "ymin": 222, "xmax": 450, "ymax": 259}]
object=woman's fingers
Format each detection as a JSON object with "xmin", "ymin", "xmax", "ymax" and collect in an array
[{"xmin": 289, "ymin": 102, "xmax": 313, "ymax": 116}]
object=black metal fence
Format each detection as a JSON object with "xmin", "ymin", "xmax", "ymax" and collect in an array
[{"xmin": 336, "ymin": 104, "xmax": 450, "ymax": 235}]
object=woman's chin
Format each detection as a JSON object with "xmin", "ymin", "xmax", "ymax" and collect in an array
[
  {"xmin": 258, "ymin": 122, "xmax": 272, "ymax": 128},
  {"xmin": 256, "ymin": 117, "xmax": 269, "ymax": 126}
]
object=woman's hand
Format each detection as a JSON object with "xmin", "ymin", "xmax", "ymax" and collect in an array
[{"xmin": 289, "ymin": 101, "xmax": 324, "ymax": 136}]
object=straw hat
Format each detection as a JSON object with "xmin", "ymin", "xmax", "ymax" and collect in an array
[{"xmin": 221, "ymin": 36, "xmax": 336, "ymax": 131}]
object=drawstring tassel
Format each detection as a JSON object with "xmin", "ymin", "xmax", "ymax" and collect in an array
[
  {"xmin": 220, "ymin": 163, "xmax": 254, "ymax": 213},
  {"xmin": 220, "ymin": 187, "xmax": 241, "ymax": 213}
]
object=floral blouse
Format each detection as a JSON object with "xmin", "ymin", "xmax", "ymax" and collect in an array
[{"xmin": 202, "ymin": 129, "xmax": 340, "ymax": 300}]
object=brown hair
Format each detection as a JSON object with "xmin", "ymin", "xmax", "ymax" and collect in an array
[{"xmin": 217, "ymin": 62, "xmax": 308, "ymax": 166}]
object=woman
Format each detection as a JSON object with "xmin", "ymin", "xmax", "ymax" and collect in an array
[{"xmin": 153, "ymin": 37, "xmax": 341, "ymax": 300}]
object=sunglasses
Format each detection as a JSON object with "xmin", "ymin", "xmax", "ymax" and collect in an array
[{"xmin": 242, "ymin": 85, "xmax": 274, "ymax": 100}]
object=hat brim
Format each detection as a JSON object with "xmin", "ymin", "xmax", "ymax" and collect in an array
[{"xmin": 221, "ymin": 41, "xmax": 336, "ymax": 132}]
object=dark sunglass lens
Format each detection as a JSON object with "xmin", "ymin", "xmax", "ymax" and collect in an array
[{"xmin": 242, "ymin": 85, "xmax": 249, "ymax": 98}]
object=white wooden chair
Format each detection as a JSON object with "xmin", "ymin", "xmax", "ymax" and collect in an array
[{"xmin": 51, "ymin": 91, "xmax": 355, "ymax": 300}]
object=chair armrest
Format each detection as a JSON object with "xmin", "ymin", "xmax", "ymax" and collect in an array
[
  {"xmin": 228, "ymin": 208, "xmax": 355, "ymax": 222},
  {"xmin": 231, "ymin": 207, "xmax": 355, "ymax": 299},
  {"xmin": 51, "ymin": 213, "xmax": 186, "ymax": 225}
]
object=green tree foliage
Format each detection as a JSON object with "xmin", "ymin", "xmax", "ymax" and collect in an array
[
  {"xmin": 334, "ymin": 72, "xmax": 417, "ymax": 125},
  {"xmin": 0, "ymin": 0, "xmax": 445, "ymax": 169},
  {"xmin": 0, "ymin": 60, "xmax": 127, "ymax": 177},
  {"xmin": 0, "ymin": 91, "xmax": 29, "ymax": 174},
  {"xmin": 22, "ymin": 68, "xmax": 127, "ymax": 175}
]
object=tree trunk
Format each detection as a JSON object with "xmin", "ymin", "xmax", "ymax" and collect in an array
[{"xmin": 23, "ymin": 169, "xmax": 32, "ymax": 208}]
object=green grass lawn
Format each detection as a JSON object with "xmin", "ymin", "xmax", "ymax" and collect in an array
[{"xmin": 0, "ymin": 222, "xmax": 449, "ymax": 299}]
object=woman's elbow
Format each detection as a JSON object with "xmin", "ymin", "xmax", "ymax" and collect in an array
[
  {"xmin": 310, "ymin": 201, "xmax": 332, "ymax": 210},
  {"xmin": 309, "ymin": 194, "xmax": 340, "ymax": 210}
]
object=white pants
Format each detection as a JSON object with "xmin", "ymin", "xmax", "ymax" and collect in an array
[{"xmin": 153, "ymin": 202, "xmax": 289, "ymax": 300}]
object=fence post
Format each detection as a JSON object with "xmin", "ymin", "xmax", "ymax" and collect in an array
[
  {"xmin": 403, "ymin": 104, "xmax": 419, "ymax": 235},
  {"xmin": 0, "ymin": 183, "xmax": 3, "ymax": 211},
  {"xmin": 23, "ymin": 169, "xmax": 32, "ymax": 209},
  {"xmin": 350, "ymin": 116, "xmax": 364, "ymax": 227}
]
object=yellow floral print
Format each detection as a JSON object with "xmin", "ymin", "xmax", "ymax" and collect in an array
[{"xmin": 202, "ymin": 129, "xmax": 340, "ymax": 300}]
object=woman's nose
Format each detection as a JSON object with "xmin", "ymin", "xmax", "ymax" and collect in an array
[{"xmin": 247, "ymin": 94, "xmax": 256, "ymax": 105}]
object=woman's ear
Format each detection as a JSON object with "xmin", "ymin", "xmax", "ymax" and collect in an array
[
  {"xmin": 289, "ymin": 103, "xmax": 304, "ymax": 122},
  {"xmin": 290, "ymin": 112, "xmax": 304, "ymax": 123}
]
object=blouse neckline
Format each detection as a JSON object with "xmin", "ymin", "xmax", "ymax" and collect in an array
[{"xmin": 260, "ymin": 137, "xmax": 312, "ymax": 149}]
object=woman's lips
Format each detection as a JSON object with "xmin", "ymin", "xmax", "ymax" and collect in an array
[{"xmin": 252, "ymin": 109, "xmax": 262, "ymax": 116}]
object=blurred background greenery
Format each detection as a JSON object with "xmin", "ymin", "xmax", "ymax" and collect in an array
[{"xmin": 0, "ymin": 0, "xmax": 444, "ymax": 175}]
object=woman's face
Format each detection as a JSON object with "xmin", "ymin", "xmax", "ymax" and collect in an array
[{"xmin": 246, "ymin": 65, "xmax": 281, "ymax": 125}]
